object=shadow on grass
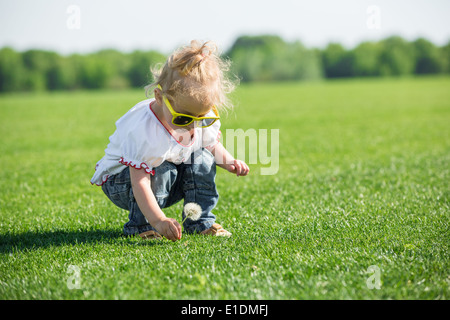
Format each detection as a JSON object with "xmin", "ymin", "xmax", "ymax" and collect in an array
[{"xmin": 0, "ymin": 229, "xmax": 166, "ymax": 253}]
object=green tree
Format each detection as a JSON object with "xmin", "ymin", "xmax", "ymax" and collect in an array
[
  {"xmin": 378, "ymin": 36, "xmax": 415, "ymax": 76},
  {"xmin": 79, "ymin": 53, "xmax": 113, "ymax": 89},
  {"xmin": 95, "ymin": 49, "xmax": 130, "ymax": 89},
  {"xmin": 66, "ymin": 53, "xmax": 86, "ymax": 90},
  {"xmin": 441, "ymin": 41, "xmax": 450, "ymax": 73},
  {"xmin": 128, "ymin": 50, "xmax": 166, "ymax": 88},
  {"xmin": 228, "ymin": 35, "xmax": 285, "ymax": 53},
  {"xmin": 227, "ymin": 35, "xmax": 286, "ymax": 82},
  {"xmin": 47, "ymin": 55, "xmax": 80, "ymax": 90},
  {"xmin": 0, "ymin": 47, "xmax": 26, "ymax": 92},
  {"xmin": 287, "ymin": 42, "xmax": 322, "ymax": 81},
  {"xmin": 321, "ymin": 43, "xmax": 354, "ymax": 78},
  {"xmin": 226, "ymin": 45, "xmax": 264, "ymax": 82},
  {"xmin": 350, "ymin": 41, "xmax": 383, "ymax": 77},
  {"xmin": 412, "ymin": 38, "xmax": 445, "ymax": 74},
  {"xmin": 22, "ymin": 49, "xmax": 61, "ymax": 91},
  {"xmin": 227, "ymin": 35, "xmax": 322, "ymax": 82}
]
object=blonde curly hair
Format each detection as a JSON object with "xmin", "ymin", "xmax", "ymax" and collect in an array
[{"xmin": 146, "ymin": 40, "xmax": 237, "ymax": 110}]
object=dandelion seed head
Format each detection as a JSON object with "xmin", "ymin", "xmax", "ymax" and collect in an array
[{"xmin": 184, "ymin": 202, "xmax": 202, "ymax": 221}]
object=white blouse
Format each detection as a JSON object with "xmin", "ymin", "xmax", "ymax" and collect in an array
[{"xmin": 90, "ymin": 98, "xmax": 221, "ymax": 186}]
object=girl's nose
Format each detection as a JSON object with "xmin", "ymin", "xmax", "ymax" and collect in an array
[{"xmin": 187, "ymin": 122, "xmax": 197, "ymax": 131}]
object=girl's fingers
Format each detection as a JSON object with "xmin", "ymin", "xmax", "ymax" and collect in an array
[
  {"xmin": 234, "ymin": 160, "xmax": 250, "ymax": 176},
  {"xmin": 172, "ymin": 220, "xmax": 181, "ymax": 240},
  {"xmin": 167, "ymin": 220, "xmax": 180, "ymax": 241},
  {"xmin": 229, "ymin": 160, "xmax": 249, "ymax": 176},
  {"xmin": 234, "ymin": 161, "xmax": 242, "ymax": 176},
  {"xmin": 175, "ymin": 221, "xmax": 182, "ymax": 239}
]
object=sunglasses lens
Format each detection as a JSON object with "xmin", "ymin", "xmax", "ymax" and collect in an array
[
  {"xmin": 173, "ymin": 116, "xmax": 193, "ymax": 126},
  {"xmin": 199, "ymin": 118, "xmax": 216, "ymax": 127}
]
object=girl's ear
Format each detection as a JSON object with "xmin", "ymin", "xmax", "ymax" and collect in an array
[{"xmin": 154, "ymin": 88, "xmax": 162, "ymax": 104}]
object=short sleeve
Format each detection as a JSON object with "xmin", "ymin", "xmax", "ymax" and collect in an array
[
  {"xmin": 90, "ymin": 99, "xmax": 173, "ymax": 186},
  {"xmin": 117, "ymin": 110, "xmax": 169, "ymax": 173},
  {"xmin": 202, "ymin": 119, "xmax": 221, "ymax": 148}
]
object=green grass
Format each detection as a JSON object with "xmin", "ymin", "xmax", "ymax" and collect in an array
[{"xmin": 0, "ymin": 76, "xmax": 449, "ymax": 299}]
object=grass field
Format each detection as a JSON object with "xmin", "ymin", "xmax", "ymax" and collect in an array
[{"xmin": 0, "ymin": 77, "xmax": 449, "ymax": 300}]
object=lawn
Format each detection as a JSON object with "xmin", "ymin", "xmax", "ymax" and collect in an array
[{"xmin": 0, "ymin": 76, "xmax": 448, "ymax": 300}]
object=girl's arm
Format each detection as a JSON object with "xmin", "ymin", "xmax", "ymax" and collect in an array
[
  {"xmin": 207, "ymin": 142, "xmax": 250, "ymax": 176},
  {"xmin": 129, "ymin": 167, "xmax": 181, "ymax": 241}
]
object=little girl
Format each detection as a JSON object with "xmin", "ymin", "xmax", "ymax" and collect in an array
[{"xmin": 90, "ymin": 40, "xmax": 249, "ymax": 241}]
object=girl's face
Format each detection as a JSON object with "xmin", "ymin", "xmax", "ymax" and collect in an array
[{"xmin": 160, "ymin": 92, "xmax": 214, "ymax": 130}]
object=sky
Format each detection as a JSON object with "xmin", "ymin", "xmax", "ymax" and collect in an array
[{"xmin": 0, "ymin": 0, "xmax": 449, "ymax": 55}]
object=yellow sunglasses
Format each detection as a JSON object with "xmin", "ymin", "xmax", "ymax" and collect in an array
[{"xmin": 157, "ymin": 85, "xmax": 219, "ymax": 128}]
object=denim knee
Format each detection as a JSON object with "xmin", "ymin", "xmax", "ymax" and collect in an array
[
  {"xmin": 101, "ymin": 167, "xmax": 132, "ymax": 210},
  {"xmin": 151, "ymin": 161, "xmax": 183, "ymax": 208}
]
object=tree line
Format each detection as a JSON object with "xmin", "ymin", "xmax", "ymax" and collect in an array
[
  {"xmin": 0, "ymin": 35, "xmax": 449, "ymax": 92},
  {"xmin": 227, "ymin": 35, "xmax": 450, "ymax": 81}
]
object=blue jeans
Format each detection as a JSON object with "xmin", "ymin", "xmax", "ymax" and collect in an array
[{"xmin": 102, "ymin": 148, "xmax": 218, "ymax": 236}]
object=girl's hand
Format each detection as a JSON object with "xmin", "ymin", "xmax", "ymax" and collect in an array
[
  {"xmin": 154, "ymin": 217, "xmax": 182, "ymax": 241},
  {"xmin": 227, "ymin": 159, "xmax": 250, "ymax": 177}
]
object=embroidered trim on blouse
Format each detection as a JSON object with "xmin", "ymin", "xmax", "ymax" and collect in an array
[
  {"xmin": 91, "ymin": 174, "xmax": 110, "ymax": 186},
  {"xmin": 119, "ymin": 157, "xmax": 155, "ymax": 175}
]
